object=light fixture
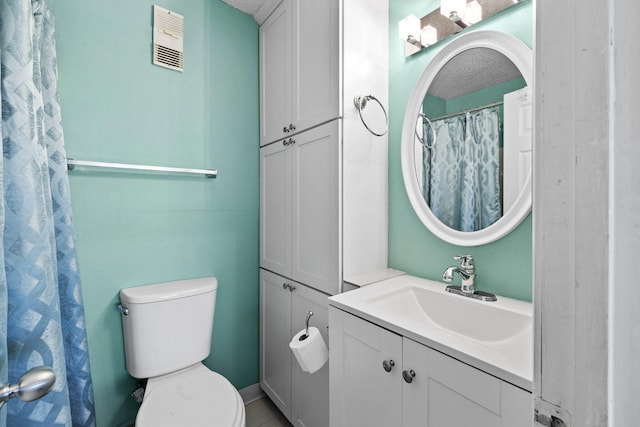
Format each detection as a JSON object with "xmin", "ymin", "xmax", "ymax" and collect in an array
[
  {"xmin": 399, "ymin": 0, "xmax": 523, "ymax": 58},
  {"xmin": 440, "ymin": 0, "xmax": 467, "ymax": 27},
  {"xmin": 398, "ymin": 14, "xmax": 422, "ymax": 55},
  {"xmin": 420, "ymin": 25, "xmax": 438, "ymax": 47},
  {"xmin": 465, "ymin": 1, "xmax": 482, "ymax": 25},
  {"xmin": 398, "ymin": 15, "xmax": 421, "ymax": 46}
]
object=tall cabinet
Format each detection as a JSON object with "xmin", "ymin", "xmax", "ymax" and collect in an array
[
  {"xmin": 259, "ymin": 0, "xmax": 389, "ymax": 425},
  {"xmin": 259, "ymin": 0, "xmax": 339, "ymax": 147}
]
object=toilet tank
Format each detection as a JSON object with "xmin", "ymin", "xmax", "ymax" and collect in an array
[{"xmin": 119, "ymin": 277, "xmax": 217, "ymax": 379}]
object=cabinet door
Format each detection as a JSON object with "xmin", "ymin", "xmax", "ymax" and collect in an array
[
  {"xmin": 403, "ymin": 337, "xmax": 531, "ymax": 427},
  {"xmin": 291, "ymin": 285, "xmax": 330, "ymax": 427},
  {"xmin": 260, "ymin": 0, "xmax": 292, "ymax": 146},
  {"xmin": 260, "ymin": 141, "xmax": 292, "ymax": 277},
  {"xmin": 329, "ymin": 308, "xmax": 402, "ymax": 427},
  {"xmin": 260, "ymin": 269, "xmax": 293, "ymax": 419},
  {"xmin": 291, "ymin": 121, "xmax": 341, "ymax": 294},
  {"xmin": 292, "ymin": 0, "xmax": 340, "ymax": 132}
]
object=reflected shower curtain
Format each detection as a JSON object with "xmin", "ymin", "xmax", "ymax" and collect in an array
[
  {"xmin": 423, "ymin": 107, "xmax": 501, "ymax": 232},
  {"xmin": 0, "ymin": 1, "xmax": 96, "ymax": 426}
]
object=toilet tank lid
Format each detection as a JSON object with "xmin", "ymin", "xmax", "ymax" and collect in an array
[{"xmin": 120, "ymin": 277, "xmax": 218, "ymax": 304}]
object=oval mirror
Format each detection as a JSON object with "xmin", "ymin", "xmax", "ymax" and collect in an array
[{"xmin": 401, "ymin": 30, "xmax": 532, "ymax": 246}]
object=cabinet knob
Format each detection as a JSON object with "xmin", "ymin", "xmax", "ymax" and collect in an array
[
  {"xmin": 283, "ymin": 126, "xmax": 290, "ymax": 133},
  {"xmin": 282, "ymin": 283, "xmax": 288, "ymax": 290},
  {"xmin": 382, "ymin": 360, "xmax": 395, "ymax": 372},
  {"xmin": 402, "ymin": 370, "xmax": 416, "ymax": 383},
  {"xmin": 289, "ymin": 138, "xmax": 296, "ymax": 145},
  {"xmin": 289, "ymin": 124, "xmax": 296, "ymax": 131},
  {"xmin": 288, "ymin": 284, "xmax": 296, "ymax": 292}
]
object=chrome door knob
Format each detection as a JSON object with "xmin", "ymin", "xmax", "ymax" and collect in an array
[
  {"xmin": 402, "ymin": 370, "xmax": 416, "ymax": 383},
  {"xmin": 382, "ymin": 360, "xmax": 395, "ymax": 372}
]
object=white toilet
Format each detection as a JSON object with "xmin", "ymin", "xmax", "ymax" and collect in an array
[{"xmin": 119, "ymin": 277, "xmax": 246, "ymax": 427}]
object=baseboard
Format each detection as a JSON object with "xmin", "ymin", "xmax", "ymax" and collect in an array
[{"xmin": 239, "ymin": 383, "xmax": 265, "ymax": 405}]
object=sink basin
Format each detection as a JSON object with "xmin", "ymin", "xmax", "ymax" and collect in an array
[
  {"xmin": 366, "ymin": 285, "xmax": 531, "ymax": 343},
  {"xmin": 329, "ymin": 274, "xmax": 533, "ymax": 390}
]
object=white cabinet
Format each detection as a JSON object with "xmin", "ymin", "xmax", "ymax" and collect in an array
[
  {"xmin": 259, "ymin": 0, "xmax": 339, "ymax": 146},
  {"xmin": 260, "ymin": 269, "xmax": 330, "ymax": 427},
  {"xmin": 259, "ymin": 1, "xmax": 389, "ymax": 425},
  {"xmin": 329, "ymin": 308, "xmax": 532, "ymax": 427},
  {"xmin": 328, "ymin": 307, "xmax": 403, "ymax": 427},
  {"xmin": 260, "ymin": 120, "xmax": 341, "ymax": 295}
]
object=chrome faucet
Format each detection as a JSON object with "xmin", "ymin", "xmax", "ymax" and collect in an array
[
  {"xmin": 442, "ymin": 255, "xmax": 497, "ymax": 302},
  {"xmin": 443, "ymin": 255, "xmax": 476, "ymax": 294}
]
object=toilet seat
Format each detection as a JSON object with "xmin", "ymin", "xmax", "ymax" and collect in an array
[{"xmin": 136, "ymin": 363, "xmax": 245, "ymax": 427}]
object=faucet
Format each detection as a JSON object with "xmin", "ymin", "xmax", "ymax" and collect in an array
[
  {"xmin": 442, "ymin": 255, "xmax": 497, "ymax": 302},
  {"xmin": 442, "ymin": 255, "xmax": 476, "ymax": 294}
]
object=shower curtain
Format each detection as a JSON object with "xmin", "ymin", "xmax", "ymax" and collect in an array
[
  {"xmin": 0, "ymin": 1, "xmax": 96, "ymax": 426},
  {"xmin": 422, "ymin": 107, "xmax": 502, "ymax": 232}
]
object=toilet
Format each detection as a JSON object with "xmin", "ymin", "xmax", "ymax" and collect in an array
[{"xmin": 119, "ymin": 277, "xmax": 246, "ymax": 427}]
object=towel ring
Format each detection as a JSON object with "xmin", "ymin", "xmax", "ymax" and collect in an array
[
  {"xmin": 354, "ymin": 95, "xmax": 388, "ymax": 137},
  {"xmin": 416, "ymin": 113, "xmax": 437, "ymax": 149}
]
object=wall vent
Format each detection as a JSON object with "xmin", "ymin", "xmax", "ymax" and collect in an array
[{"xmin": 153, "ymin": 5, "xmax": 184, "ymax": 72}]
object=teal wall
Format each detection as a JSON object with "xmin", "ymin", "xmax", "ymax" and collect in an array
[
  {"xmin": 389, "ymin": 1, "xmax": 533, "ymax": 301},
  {"xmin": 49, "ymin": 1, "xmax": 259, "ymax": 425}
]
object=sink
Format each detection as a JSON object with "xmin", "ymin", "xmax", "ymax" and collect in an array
[
  {"xmin": 365, "ymin": 285, "xmax": 531, "ymax": 343},
  {"xmin": 329, "ymin": 274, "xmax": 533, "ymax": 390}
]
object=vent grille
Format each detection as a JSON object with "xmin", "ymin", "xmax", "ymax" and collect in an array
[
  {"xmin": 155, "ymin": 9, "xmax": 184, "ymax": 35},
  {"xmin": 153, "ymin": 44, "xmax": 184, "ymax": 70},
  {"xmin": 153, "ymin": 5, "xmax": 184, "ymax": 72}
]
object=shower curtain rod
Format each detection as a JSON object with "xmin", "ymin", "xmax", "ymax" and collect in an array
[
  {"xmin": 66, "ymin": 159, "xmax": 217, "ymax": 178},
  {"xmin": 425, "ymin": 100, "xmax": 504, "ymax": 122}
]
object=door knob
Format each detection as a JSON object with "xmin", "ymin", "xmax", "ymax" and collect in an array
[
  {"xmin": 382, "ymin": 359, "xmax": 395, "ymax": 372},
  {"xmin": 402, "ymin": 369, "xmax": 416, "ymax": 383},
  {"xmin": 0, "ymin": 367, "xmax": 56, "ymax": 409}
]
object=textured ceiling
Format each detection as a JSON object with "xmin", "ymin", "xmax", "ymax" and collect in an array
[
  {"xmin": 221, "ymin": 0, "xmax": 265, "ymax": 16},
  {"xmin": 429, "ymin": 47, "xmax": 522, "ymax": 100}
]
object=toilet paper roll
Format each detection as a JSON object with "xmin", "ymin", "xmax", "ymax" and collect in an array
[{"xmin": 289, "ymin": 326, "xmax": 329, "ymax": 374}]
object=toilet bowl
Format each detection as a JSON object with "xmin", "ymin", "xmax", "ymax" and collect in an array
[
  {"xmin": 118, "ymin": 277, "xmax": 245, "ymax": 427},
  {"xmin": 136, "ymin": 363, "xmax": 245, "ymax": 427}
]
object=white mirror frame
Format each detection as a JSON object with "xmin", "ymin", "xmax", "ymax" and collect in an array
[{"xmin": 401, "ymin": 30, "xmax": 533, "ymax": 246}]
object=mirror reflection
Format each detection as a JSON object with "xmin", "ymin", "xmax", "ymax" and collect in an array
[{"xmin": 413, "ymin": 47, "xmax": 531, "ymax": 232}]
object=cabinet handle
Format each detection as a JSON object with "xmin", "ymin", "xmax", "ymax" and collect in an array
[
  {"xmin": 289, "ymin": 124, "xmax": 296, "ymax": 131},
  {"xmin": 288, "ymin": 284, "xmax": 296, "ymax": 292},
  {"xmin": 402, "ymin": 370, "xmax": 416, "ymax": 383},
  {"xmin": 289, "ymin": 138, "xmax": 296, "ymax": 145},
  {"xmin": 283, "ymin": 138, "xmax": 294, "ymax": 146},
  {"xmin": 283, "ymin": 126, "xmax": 290, "ymax": 133},
  {"xmin": 282, "ymin": 283, "xmax": 289, "ymax": 290},
  {"xmin": 382, "ymin": 360, "xmax": 395, "ymax": 372}
]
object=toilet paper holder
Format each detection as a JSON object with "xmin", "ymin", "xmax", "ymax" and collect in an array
[{"xmin": 299, "ymin": 311, "xmax": 313, "ymax": 341}]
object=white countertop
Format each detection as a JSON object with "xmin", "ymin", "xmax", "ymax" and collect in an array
[{"xmin": 329, "ymin": 274, "xmax": 533, "ymax": 391}]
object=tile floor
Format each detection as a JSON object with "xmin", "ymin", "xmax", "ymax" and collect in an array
[{"xmin": 245, "ymin": 397, "xmax": 293, "ymax": 427}]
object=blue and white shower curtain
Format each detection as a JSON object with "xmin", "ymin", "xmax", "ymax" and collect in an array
[
  {"xmin": 422, "ymin": 107, "xmax": 502, "ymax": 232},
  {"xmin": 0, "ymin": 0, "xmax": 96, "ymax": 425}
]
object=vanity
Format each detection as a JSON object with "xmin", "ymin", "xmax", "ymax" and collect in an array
[
  {"xmin": 328, "ymin": 25, "xmax": 534, "ymax": 427},
  {"xmin": 328, "ymin": 274, "xmax": 532, "ymax": 427}
]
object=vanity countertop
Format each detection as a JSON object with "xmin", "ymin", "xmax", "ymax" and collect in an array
[{"xmin": 329, "ymin": 274, "xmax": 533, "ymax": 391}]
